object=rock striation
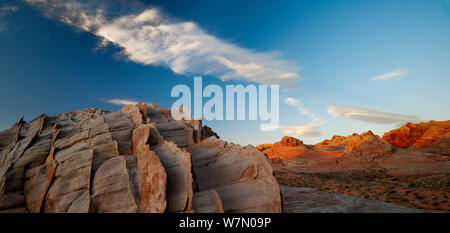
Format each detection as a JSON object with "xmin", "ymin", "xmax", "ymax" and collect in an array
[
  {"xmin": 0, "ymin": 103, "xmax": 281, "ymax": 213},
  {"xmin": 187, "ymin": 137, "xmax": 281, "ymax": 213}
]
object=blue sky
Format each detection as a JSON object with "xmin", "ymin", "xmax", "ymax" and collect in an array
[{"xmin": 0, "ymin": 0, "xmax": 449, "ymax": 145}]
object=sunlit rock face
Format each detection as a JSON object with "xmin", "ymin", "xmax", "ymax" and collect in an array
[
  {"xmin": 263, "ymin": 127, "xmax": 449, "ymax": 213},
  {"xmin": 337, "ymin": 131, "xmax": 393, "ymax": 169},
  {"xmin": 382, "ymin": 120, "xmax": 450, "ymax": 156},
  {"xmin": 257, "ymin": 136, "xmax": 312, "ymax": 160},
  {"xmin": 187, "ymin": 137, "xmax": 282, "ymax": 213},
  {"xmin": 0, "ymin": 103, "xmax": 282, "ymax": 213},
  {"xmin": 259, "ymin": 129, "xmax": 449, "ymax": 174}
]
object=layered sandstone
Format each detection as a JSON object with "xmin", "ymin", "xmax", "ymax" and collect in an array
[
  {"xmin": 337, "ymin": 131, "xmax": 393, "ymax": 169},
  {"xmin": 187, "ymin": 137, "xmax": 282, "ymax": 213},
  {"xmin": 258, "ymin": 136, "xmax": 312, "ymax": 160},
  {"xmin": 0, "ymin": 103, "xmax": 282, "ymax": 213},
  {"xmin": 263, "ymin": 126, "xmax": 450, "ymax": 212},
  {"xmin": 263, "ymin": 131, "xmax": 449, "ymax": 174}
]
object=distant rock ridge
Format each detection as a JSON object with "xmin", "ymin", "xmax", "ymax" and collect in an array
[
  {"xmin": 256, "ymin": 136, "xmax": 311, "ymax": 160},
  {"xmin": 257, "ymin": 128, "xmax": 449, "ymax": 174},
  {"xmin": 261, "ymin": 122, "xmax": 450, "ymax": 162},
  {"xmin": 382, "ymin": 120, "xmax": 450, "ymax": 156},
  {"xmin": 254, "ymin": 122, "xmax": 450, "ymax": 213},
  {"xmin": 280, "ymin": 136, "xmax": 304, "ymax": 147},
  {"xmin": 259, "ymin": 132, "xmax": 390, "ymax": 161},
  {"xmin": 0, "ymin": 103, "xmax": 281, "ymax": 213},
  {"xmin": 337, "ymin": 130, "xmax": 393, "ymax": 169}
]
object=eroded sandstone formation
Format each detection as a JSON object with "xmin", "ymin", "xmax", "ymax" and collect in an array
[
  {"xmin": 259, "ymin": 125, "xmax": 450, "ymax": 212},
  {"xmin": 257, "ymin": 136, "xmax": 311, "ymax": 160},
  {"xmin": 0, "ymin": 103, "xmax": 281, "ymax": 213},
  {"xmin": 187, "ymin": 137, "xmax": 282, "ymax": 213},
  {"xmin": 336, "ymin": 131, "xmax": 393, "ymax": 169},
  {"xmin": 260, "ymin": 130, "xmax": 449, "ymax": 174},
  {"xmin": 382, "ymin": 120, "xmax": 450, "ymax": 156}
]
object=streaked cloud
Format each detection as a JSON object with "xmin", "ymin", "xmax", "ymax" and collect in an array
[
  {"xmin": 284, "ymin": 97, "xmax": 317, "ymax": 119},
  {"xmin": 370, "ymin": 70, "xmax": 405, "ymax": 82},
  {"xmin": 101, "ymin": 98, "xmax": 140, "ymax": 106},
  {"xmin": 278, "ymin": 97, "xmax": 324, "ymax": 137},
  {"xmin": 326, "ymin": 102, "xmax": 421, "ymax": 124},
  {"xmin": 25, "ymin": 0, "xmax": 301, "ymax": 86},
  {"xmin": 279, "ymin": 119, "xmax": 324, "ymax": 137}
]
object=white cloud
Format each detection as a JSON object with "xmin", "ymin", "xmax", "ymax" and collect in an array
[
  {"xmin": 278, "ymin": 97, "xmax": 324, "ymax": 137},
  {"xmin": 279, "ymin": 119, "xmax": 325, "ymax": 137},
  {"xmin": 284, "ymin": 97, "xmax": 317, "ymax": 119},
  {"xmin": 370, "ymin": 70, "xmax": 405, "ymax": 81},
  {"xmin": 326, "ymin": 102, "xmax": 421, "ymax": 124},
  {"xmin": 25, "ymin": 0, "xmax": 301, "ymax": 86},
  {"xmin": 101, "ymin": 98, "xmax": 140, "ymax": 106}
]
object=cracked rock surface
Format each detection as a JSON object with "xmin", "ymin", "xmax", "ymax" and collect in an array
[{"xmin": 0, "ymin": 103, "xmax": 282, "ymax": 213}]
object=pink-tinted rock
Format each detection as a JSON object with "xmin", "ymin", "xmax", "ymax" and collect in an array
[
  {"xmin": 382, "ymin": 120, "xmax": 450, "ymax": 150},
  {"xmin": 187, "ymin": 137, "xmax": 282, "ymax": 213}
]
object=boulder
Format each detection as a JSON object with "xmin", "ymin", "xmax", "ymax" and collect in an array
[
  {"xmin": 91, "ymin": 156, "xmax": 138, "ymax": 213},
  {"xmin": 187, "ymin": 137, "xmax": 282, "ymax": 213}
]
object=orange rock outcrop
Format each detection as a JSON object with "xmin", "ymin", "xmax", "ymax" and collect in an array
[
  {"xmin": 259, "ymin": 136, "xmax": 310, "ymax": 160},
  {"xmin": 382, "ymin": 120, "xmax": 450, "ymax": 148},
  {"xmin": 257, "ymin": 123, "xmax": 450, "ymax": 212},
  {"xmin": 280, "ymin": 136, "xmax": 304, "ymax": 147}
]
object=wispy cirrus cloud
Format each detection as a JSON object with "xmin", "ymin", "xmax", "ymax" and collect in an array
[
  {"xmin": 279, "ymin": 120, "xmax": 324, "ymax": 137},
  {"xmin": 277, "ymin": 97, "xmax": 325, "ymax": 137},
  {"xmin": 370, "ymin": 69, "xmax": 405, "ymax": 82},
  {"xmin": 25, "ymin": 0, "xmax": 301, "ymax": 86},
  {"xmin": 284, "ymin": 97, "xmax": 317, "ymax": 119},
  {"xmin": 326, "ymin": 102, "xmax": 420, "ymax": 124},
  {"xmin": 101, "ymin": 98, "xmax": 142, "ymax": 106}
]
